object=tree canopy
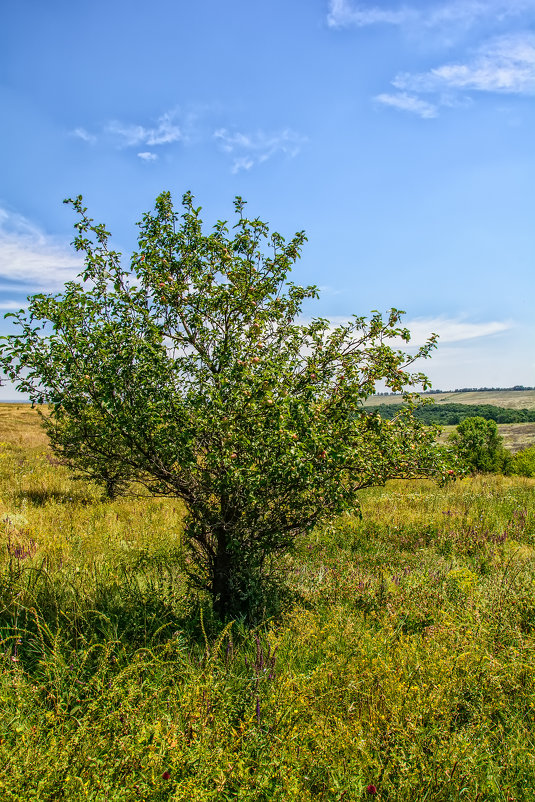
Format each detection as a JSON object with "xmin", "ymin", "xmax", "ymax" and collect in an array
[
  {"xmin": 449, "ymin": 416, "xmax": 509, "ymax": 474},
  {"xmin": 0, "ymin": 192, "xmax": 449, "ymax": 618}
]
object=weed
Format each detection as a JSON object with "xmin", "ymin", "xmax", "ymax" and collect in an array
[{"xmin": 0, "ymin": 407, "xmax": 534, "ymax": 799}]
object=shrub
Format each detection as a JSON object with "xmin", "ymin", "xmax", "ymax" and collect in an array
[
  {"xmin": 509, "ymin": 445, "xmax": 535, "ymax": 478},
  {"xmin": 0, "ymin": 191, "xmax": 448, "ymax": 619},
  {"xmin": 449, "ymin": 416, "xmax": 510, "ymax": 474}
]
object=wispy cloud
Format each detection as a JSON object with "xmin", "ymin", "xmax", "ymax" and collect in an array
[
  {"xmin": 327, "ymin": 0, "xmax": 414, "ymax": 28},
  {"xmin": 303, "ymin": 315, "xmax": 511, "ymax": 346},
  {"xmin": 376, "ymin": 32, "xmax": 535, "ymax": 116},
  {"xmin": 0, "ymin": 300, "xmax": 28, "ymax": 310},
  {"xmin": 328, "ymin": 0, "xmax": 535, "ymax": 32},
  {"xmin": 329, "ymin": 2, "xmax": 535, "ymax": 116},
  {"xmin": 71, "ymin": 110, "xmax": 186, "ymax": 151},
  {"xmin": 71, "ymin": 110, "xmax": 305, "ymax": 171},
  {"xmin": 107, "ymin": 111, "xmax": 184, "ymax": 147},
  {"xmin": 403, "ymin": 316, "xmax": 511, "ymax": 347},
  {"xmin": 0, "ymin": 208, "xmax": 82, "ymax": 289},
  {"xmin": 214, "ymin": 128, "xmax": 306, "ymax": 173},
  {"xmin": 375, "ymin": 92, "xmax": 439, "ymax": 118},
  {"xmin": 72, "ymin": 127, "xmax": 96, "ymax": 144},
  {"xmin": 394, "ymin": 33, "xmax": 535, "ymax": 95}
]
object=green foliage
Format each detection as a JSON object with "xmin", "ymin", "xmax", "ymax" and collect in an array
[
  {"xmin": 368, "ymin": 401, "xmax": 535, "ymax": 425},
  {"xmin": 0, "ymin": 192, "xmax": 447, "ymax": 619},
  {"xmin": 41, "ymin": 407, "xmax": 136, "ymax": 498},
  {"xmin": 449, "ymin": 416, "xmax": 511, "ymax": 474},
  {"xmin": 509, "ymin": 445, "xmax": 535, "ymax": 478},
  {"xmin": 0, "ymin": 425, "xmax": 535, "ymax": 800}
]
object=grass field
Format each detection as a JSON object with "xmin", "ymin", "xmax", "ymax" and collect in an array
[
  {"xmin": 364, "ymin": 389, "xmax": 535, "ymax": 410},
  {"xmin": 1, "ymin": 407, "xmax": 535, "ymax": 800}
]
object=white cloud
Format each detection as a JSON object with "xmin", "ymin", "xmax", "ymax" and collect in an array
[
  {"xmin": 0, "ymin": 300, "xmax": 28, "ymax": 310},
  {"xmin": 214, "ymin": 128, "xmax": 306, "ymax": 172},
  {"xmin": 71, "ymin": 109, "xmax": 304, "ymax": 170},
  {"xmin": 327, "ymin": 0, "xmax": 414, "ymax": 28},
  {"xmin": 403, "ymin": 316, "xmax": 511, "ymax": 347},
  {"xmin": 301, "ymin": 315, "xmax": 511, "ymax": 346},
  {"xmin": 394, "ymin": 32, "xmax": 535, "ymax": 95},
  {"xmin": 410, "ymin": 328, "xmax": 534, "ymax": 389},
  {"xmin": 376, "ymin": 316, "xmax": 518, "ymax": 388},
  {"xmin": 329, "ymin": 3, "xmax": 535, "ymax": 117},
  {"xmin": 327, "ymin": 0, "xmax": 535, "ymax": 31},
  {"xmin": 72, "ymin": 111, "xmax": 185, "ymax": 151},
  {"xmin": 375, "ymin": 92, "xmax": 439, "ymax": 118},
  {"xmin": 72, "ymin": 127, "xmax": 96, "ymax": 144},
  {"xmin": 0, "ymin": 208, "xmax": 82, "ymax": 289},
  {"xmin": 107, "ymin": 111, "xmax": 183, "ymax": 148}
]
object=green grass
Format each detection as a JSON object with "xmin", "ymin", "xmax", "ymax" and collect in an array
[{"xmin": 1, "ymin": 409, "xmax": 535, "ymax": 800}]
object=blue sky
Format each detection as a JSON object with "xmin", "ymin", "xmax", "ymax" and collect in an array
[{"xmin": 1, "ymin": 0, "xmax": 534, "ymax": 397}]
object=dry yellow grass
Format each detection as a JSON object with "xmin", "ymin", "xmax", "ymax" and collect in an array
[
  {"xmin": 365, "ymin": 389, "xmax": 535, "ymax": 409},
  {"xmin": 0, "ymin": 403, "xmax": 48, "ymax": 449}
]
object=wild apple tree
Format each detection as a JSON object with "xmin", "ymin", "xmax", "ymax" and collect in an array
[{"xmin": 0, "ymin": 192, "xmax": 448, "ymax": 618}]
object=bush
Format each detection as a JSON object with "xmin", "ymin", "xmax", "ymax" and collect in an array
[
  {"xmin": 449, "ymin": 416, "xmax": 510, "ymax": 474},
  {"xmin": 509, "ymin": 445, "xmax": 535, "ymax": 478},
  {"xmin": 0, "ymin": 191, "xmax": 448, "ymax": 619}
]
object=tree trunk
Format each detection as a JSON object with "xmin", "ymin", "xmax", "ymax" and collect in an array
[{"xmin": 211, "ymin": 530, "xmax": 233, "ymax": 620}]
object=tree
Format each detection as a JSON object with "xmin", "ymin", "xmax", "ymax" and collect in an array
[
  {"xmin": 1, "ymin": 192, "xmax": 448, "ymax": 619},
  {"xmin": 509, "ymin": 445, "xmax": 535, "ymax": 478},
  {"xmin": 449, "ymin": 416, "xmax": 510, "ymax": 473}
]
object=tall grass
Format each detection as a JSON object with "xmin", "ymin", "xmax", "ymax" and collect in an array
[{"xmin": 0, "ymin": 410, "xmax": 534, "ymax": 799}]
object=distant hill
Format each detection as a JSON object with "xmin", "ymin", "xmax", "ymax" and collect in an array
[
  {"xmin": 364, "ymin": 389, "xmax": 535, "ymax": 411},
  {"xmin": 363, "ymin": 402, "xmax": 535, "ymax": 425}
]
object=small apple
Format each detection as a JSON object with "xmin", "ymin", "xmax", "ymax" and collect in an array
[
  {"xmin": 252, "ymin": 356, "xmax": 260, "ymax": 364},
  {"xmin": 230, "ymin": 452, "xmax": 237, "ymax": 459}
]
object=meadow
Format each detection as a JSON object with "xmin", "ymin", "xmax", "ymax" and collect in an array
[
  {"xmin": 1, "ymin": 405, "xmax": 535, "ymax": 800},
  {"xmin": 363, "ymin": 391, "xmax": 535, "ymax": 453},
  {"xmin": 364, "ymin": 390, "xmax": 535, "ymax": 410}
]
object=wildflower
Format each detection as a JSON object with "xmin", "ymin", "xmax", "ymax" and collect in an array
[
  {"xmin": 162, "ymin": 771, "xmax": 171, "ymax": 780},
  {"xmin": 366, "ymin": 784, "xmax": 378, "ymax": 795}
]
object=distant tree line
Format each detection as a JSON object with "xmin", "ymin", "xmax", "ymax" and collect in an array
[
  {"xmin": 373, "ymin": 386, "xmax": 534, "ymax": 397},
  {"xmin": 367, "ymin": 403, "xmax": 535, "ymax": 425}
]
